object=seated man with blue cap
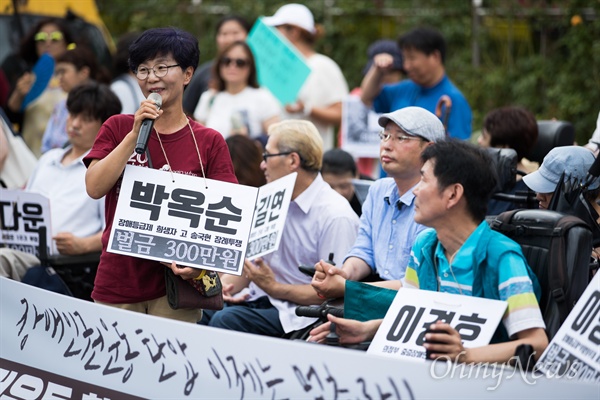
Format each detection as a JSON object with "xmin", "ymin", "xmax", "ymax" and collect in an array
[{"xmin": 522, "ymin": 145, "xmax": 600, "ymax": 210}]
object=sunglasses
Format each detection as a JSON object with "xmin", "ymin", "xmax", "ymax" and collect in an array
[
  {"xmin": 220, "ymin": 57, "xmax": 249, "ymax": 68},
  {"xmin": 34, "ymin": 31, "xmax": 64, "ymax": 43}
]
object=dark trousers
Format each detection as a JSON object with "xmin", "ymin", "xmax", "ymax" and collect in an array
[{"xmin": 199, "ymin": 296, "xmax": 284, "ymax": 337}]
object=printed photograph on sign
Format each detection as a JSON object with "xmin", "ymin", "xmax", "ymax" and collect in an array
[
  {"xmin": 246, "ymin": 172, "xmax": 297, "ymax": 260},
  {"xmin": 368, "ymin": 289, "xmax": 507, "ymax": 362},
  {"xmin": 537, "ymin": 272, "xmax": 600, "ymax": 382},
  {"xmin": 0, "ymin": 188, "xmax": 53, "ymax": 257},
  {"xmin": 340, "ymin": 96, "xmax": 382, "ymax": 158},
  {"xmin": 107, "ymin": 165, "xmax": 258, "ymax": 275}
]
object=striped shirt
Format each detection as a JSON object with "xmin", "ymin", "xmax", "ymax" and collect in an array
[{"xmin": 403, "ymin": 222, "xmax": 545, "ymax": 338}]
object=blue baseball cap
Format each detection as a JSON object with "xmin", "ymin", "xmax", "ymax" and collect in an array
[{"xmin": 522, "ymin": 146, "xmax": 599, "ymax": 193}]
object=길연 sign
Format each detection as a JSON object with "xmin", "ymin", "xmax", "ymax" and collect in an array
[{"xmin": 246, "ymin": 172, "xmax": 296, "ymax": 260}]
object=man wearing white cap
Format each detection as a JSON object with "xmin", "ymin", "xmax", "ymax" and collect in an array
[
  {"xmin": 312, "ymin": 106, "xmax": 446, "ymax": 299},
  {"xmin": 263, "ymin": 3, "xmax": 348, "ymax": 151},
  {"xmin": 522, "ymin": 145, "xmax": 599, "ymax": 210}
]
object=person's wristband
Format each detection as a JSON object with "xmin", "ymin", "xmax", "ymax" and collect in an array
[{"xmin": 194, "ymin": 269, "xmax": 207, "ymax": 281}]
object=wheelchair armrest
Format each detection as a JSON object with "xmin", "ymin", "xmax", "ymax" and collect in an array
[{"xmin": 45, "ymin": 252, "xmax": 101, "ymax": 268}]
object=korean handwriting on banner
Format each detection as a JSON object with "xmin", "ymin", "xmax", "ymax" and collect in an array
[
  {"xmin": 12, "ymin": 294, "xmax": 417, "ymax": 399},
  {"xmin": 129, "ymin": 181, "xmax": 242, "ymax": 233},
  {"xmin": 207, "ymin": 348, "xmax": 415, "ymax": 400},
  {"xmin": 15, "ymin": 297, "xmax": 200, "ymax": 397},
  {"xmin": 383, "ymin": 306, "xmax": 487, "ymax": 359}
]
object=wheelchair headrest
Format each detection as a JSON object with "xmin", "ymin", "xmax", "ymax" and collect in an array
[
  {"xmin": 529, "ymin": 120, "xmax": 575, "ymax": 164},
  {"xmin": 485, "ymin": 147, "xmax": 518, "ymax": 193}
]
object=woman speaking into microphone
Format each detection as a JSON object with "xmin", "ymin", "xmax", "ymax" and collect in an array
[{"xmin": 84, "ymin": 27, "xmax": 237, "ymax": 323}]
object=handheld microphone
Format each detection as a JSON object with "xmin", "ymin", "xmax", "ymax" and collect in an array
[{"xmin": 135, "ymin": 92, "xmax": 162, "ymax": 154}]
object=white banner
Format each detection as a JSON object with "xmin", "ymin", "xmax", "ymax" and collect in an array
[
  {"xmin": 369, "ymin": 289, "xmax": 507, "ymax": 362},
  {"xmin": 0, "ymin": 189, "xmax": 52, "ymax": 256},
  {"xmin": 0, "ymin": 278, "xmax": 593, "ymax": 399},
  {"xmin": 537, "ymin": 272, "xmax": 600, "ymax": 382},
  {"xmin": 246, "ymin": 172, "xmax": 296, "ymax": 260},
  {"xmin": 341, "ymin": 96, "xmax": 382, "ymax": 158},
  {"xmin": 107, "ymin": 165, "xmax": 258, "ymax": 275}
]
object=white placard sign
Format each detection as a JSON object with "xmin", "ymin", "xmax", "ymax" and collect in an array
[
  {"xmin": 1, "ymin": 277, "xmax": 595, "ymax": 400},
  {"xmin": 0, "ymin": 188, "xmax": 53, "ymax": 256},
  {"xmin": 368, "ymin": 289, "xmax": 507, "ymax": 362},
  {"xmin": 246, "ymin": 172, "xmax": 296, "ymax": 260},
  {"xmin": 537, "ymin": 272, "xmax": 600, "ymax": 382},
  {"xmin": 107, "ymin": 165, "xmax": 258, "ymax": 275},
  {"xmin": 341, "ymin": 96, "xmax": 382, "ymax": 158}
]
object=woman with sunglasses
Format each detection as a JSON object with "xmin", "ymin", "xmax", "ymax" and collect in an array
[
  {"xmin": 193, "ymin": 40, "xmax": 281, "ymax": 141},
  {"xmin": 1, "ymin": 18, "xmax": 74, "ymax": 157}
]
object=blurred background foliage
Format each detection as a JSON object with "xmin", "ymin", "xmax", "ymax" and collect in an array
[{"xmin": 97, "ymin": 0, "xmax": 600, "ymax": 144}]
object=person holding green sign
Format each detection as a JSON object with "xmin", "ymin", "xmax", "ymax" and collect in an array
[{"xmin": 263, "ymin": 3, "xmax": 349, "ymax": 151}]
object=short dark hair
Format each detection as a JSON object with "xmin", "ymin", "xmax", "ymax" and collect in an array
[
  {"xmin": 56, "ymin": 46, "xmax": 110, "ymax": 84},
  {"xmin": 398, "ymin": 27, "xmax": 446, "ymax": 64},
  {"xmin": 421, "ymin": 140, "xmax": 498, "ymax": 222},
  {"xmin": 213, "ymin": 41, "xmax": 258, "ymax": 92},
  {"xmin": 66, "ymin": 82, "xmax": 121, "ymax": 123},
  {"xmin": 215, "ymin": 15, "xmax": 252, "ymax": 35},
  {"xmin": 128, "ymin": 27, "xmax": 199, "ymax": 73},
  {"xmin": 483, "ymin": 106, "xmax": 538, "ymax": 160},
  {"xmin": 322, "ymin": 148, "xmax": 357, "ymax": 176}
]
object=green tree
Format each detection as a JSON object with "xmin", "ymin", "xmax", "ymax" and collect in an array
[{"xmin": 98, "ymin": 0, "xmax": 600, "ymax": 143}]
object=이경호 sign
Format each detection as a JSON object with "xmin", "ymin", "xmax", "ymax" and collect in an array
[
  {"xmin": 246, "ymin": 172, "xmax": 296, "ymax": 260},
  {"xmin": 537, "ymin": 272, "xmax": 600, "ymax": 382},
  {"xmin": 368, "ymin": 289, "xmax": 507, "ymax": 362},
  {"xmin": 107, "ymin": 165, "xmax": 258, "ymax": 275},
  {"xmin": 0, "ymin": 188, "xmax": 53, "ymax": 257}
]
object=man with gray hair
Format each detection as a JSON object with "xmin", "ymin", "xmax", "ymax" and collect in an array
[
  {"xmin": 200, "ymin": 119, "xmax": 360, "ymax": 336},
  {"xmin": 312, "ymin": 106, "xmax": 446, "ymax": 299}
]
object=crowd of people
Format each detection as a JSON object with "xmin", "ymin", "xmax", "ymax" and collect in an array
[{"xmin": 2, "ymin": 3, "xmax": 600, "ymax": 370}]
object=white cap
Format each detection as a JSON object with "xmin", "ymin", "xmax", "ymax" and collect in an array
[{"xmin": 263, "ymin": 4, "xmax": 316, "ymax": 35}]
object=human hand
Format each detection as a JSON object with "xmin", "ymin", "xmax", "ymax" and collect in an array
[
  {"xmin": 54, "ymin": 232, "xmax": 84, "ymax": 255},
  {"xmin": 311, "ymin": 260, "xmax": 348, "ymax": 299},
  {"xmin": 14, "ymin": 72, "xmax": 35, "ymax": 97},
  {"xmin": 284, "ymin": 100, "xmax": 305, "ymax": 114},
  {"xmin": 372, "ymin": 53, "xmax": 395, "ymax": 71},
  {"xmin": 423, "ymin": 321, "xmax": 466, "ymax": 362},
  {"xmin": 222, "ymin": 282, "xmax": 249, "ymax": 304},
  {"xmin": 308, "ymin": 314, "xmax": 380, "ymax": 344},
  {"xmin": 244, "ymin": 258, "xmax": 276, "ymax": 291},
  {"xmin": 132, "ymin": 97, "xmax": 162, "ymax": 136},
  {"xmin": 162, "ymin": 261, "xmax": 202, "ymax": 281}
]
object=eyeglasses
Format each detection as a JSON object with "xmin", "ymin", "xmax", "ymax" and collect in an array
[
  {"xmin": 378, "ymin": 131, "xmax": 425, "ymax": 143},
  {"xmin": 220, "ymin": 57, "xmax": 249, "ymax": 68},
  {"xmin": 34, "ymin": 31, "xmax": 64, "ymax": 43},
  {"xmin": 135, "ymin": 64, "xmax": 180, "ymax": 80},
  {"xmin": 262, "ymin": 151, "xmax": 293, "ymax": 162}
]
